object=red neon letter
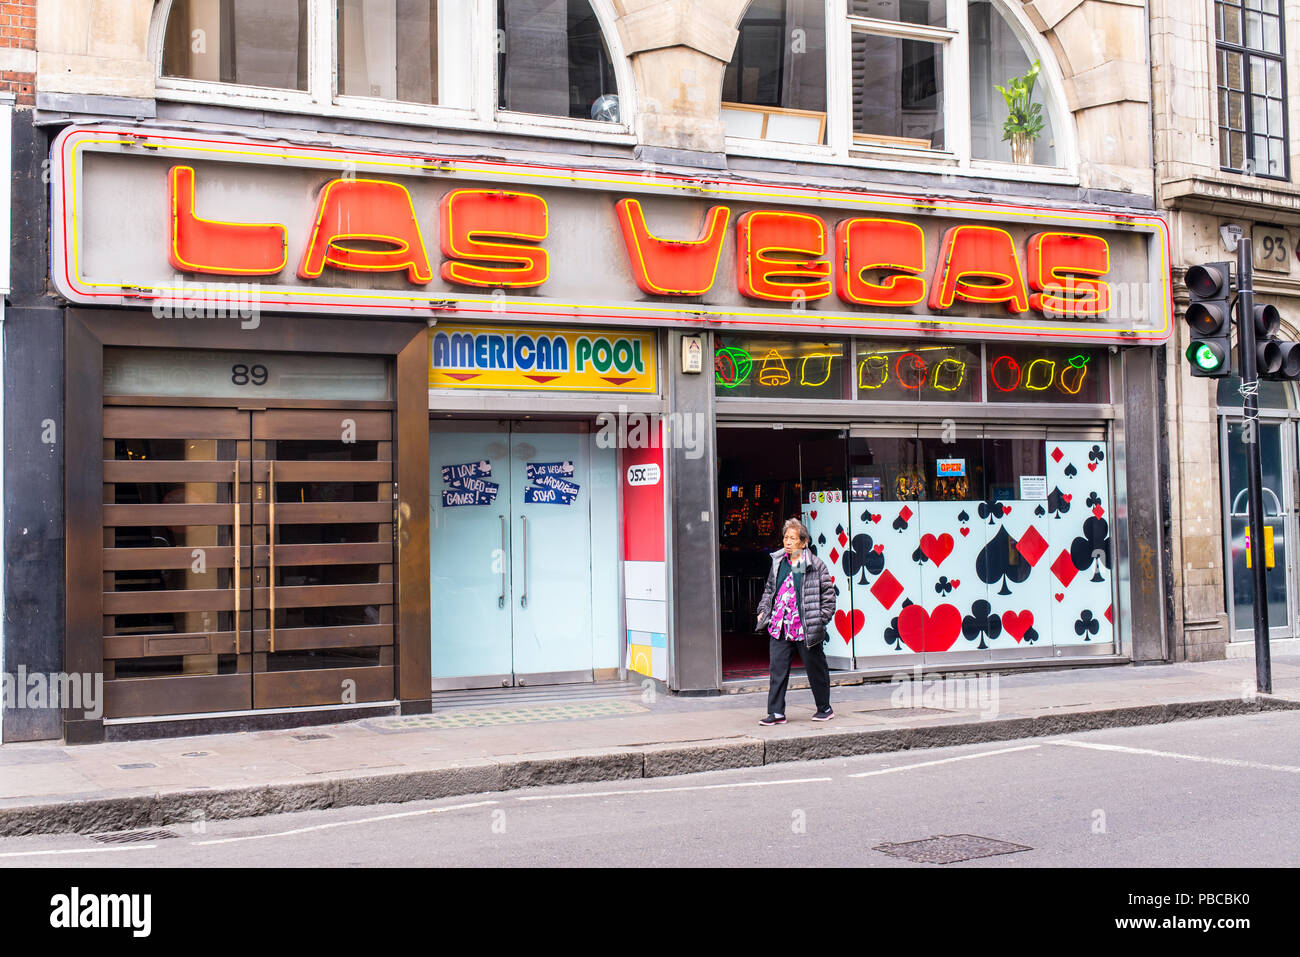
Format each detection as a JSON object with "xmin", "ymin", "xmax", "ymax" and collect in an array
[
  {"xmin": 616, "ymin": 199, "xmax": 730, "ymax": 296},
  {"xmin": 298, "ymin": 179, "xmax": 432, "ymax": 284},
  {"xmin": 168, "ymin": 166, "xmax": 286, "ymax": 276},
  {"xmin": 1028, "ymin": 232, "xmax": 1111, "ymax": 317},
  {"xmin": 836, "ymin": 218, "xmax": 926, "ymax": 306},
  {"xmin": 928, "ymin": 225, "xmax": 1029, "ymax": 314},
  {"xmin": 736, "ymin": 211, "xmax": 831, "ymax": 302},
  {"xmin": 440, "ymin": 190, "xmax": 549, "ymax": 288}
]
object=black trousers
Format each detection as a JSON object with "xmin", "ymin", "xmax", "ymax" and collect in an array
[{"xmin": 767, "ymin": 636, "xmax": 831, "ymax": 716}]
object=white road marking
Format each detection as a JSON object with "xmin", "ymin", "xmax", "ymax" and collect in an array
[
  {"xmin": 193, "ymin": 799, "xmax": 499, "ymax": 846},
  {"xmin": 515, "ymin": 777, "xmax": 832, "ymax": 801},
  {"xmin": 1051, "ymin": 739, "xmax": 1300, "ymax": 773},
  {"xmin": 0, "ymin": 844, "xmax": 158, "ymax": 859},
  {"xmin": 847, "ymin": 744, "xmax": 1041, "ymax": 778}
]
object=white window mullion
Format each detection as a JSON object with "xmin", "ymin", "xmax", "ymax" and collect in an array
[
  {"xmin": 946, "ymin": 0, "xmax": 971, "ymax": 166},
  {"xmin": 828, "ymin": 0, "xmax": 853, "ymax": 156},
  {"xmin": 474, "ymin": 0, "xmax": 497, "ymax": 122},
  {"xmin": 310, "ymin": 0, "xmax": 334, "ymax": 105}
]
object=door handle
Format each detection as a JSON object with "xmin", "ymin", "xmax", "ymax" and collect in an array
[
  {"xmin": 233, "ymin": 461, "xmax": 240, "ymax": 655},
  {"xmin": 268, "ymin": 460, "xmax": 276, "ymax": 654},
  {"xmin": 499, "ymin": 514, "xmax": 506, "ymax": 609},
  {"xmin": 520, "ymin": 514, "xmax": 528, "ymax": 609}
]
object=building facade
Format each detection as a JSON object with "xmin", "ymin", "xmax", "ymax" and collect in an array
[
  {"xmin": 1153, "ymin": 0, "xmax": 1300, "ymax": 662},
  {"xmin": 4, "ymin": 0, "xmax": 1172, "ymax": 743}
]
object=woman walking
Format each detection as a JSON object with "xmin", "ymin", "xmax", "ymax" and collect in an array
[{"xmin": 754, "ymin": 517, "xmax": 836, "ymax": 725}]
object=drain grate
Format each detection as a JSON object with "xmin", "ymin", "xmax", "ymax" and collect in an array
[
  {"xmin": 91, "ymin": 829, "xmax": 179, "ymax": 844},
  {"xmin": 116, "ymin": 762, "xmax": 158, "ymax": 770},
  {"xmin": 291, "ymin": 733, "xmax": 334, "ymax": 741},
  {"xmin": 858, "ymin": 707, "xmax": 951, "ymax": 718},
  {"xmin": 874, "ymin": 834, "xmax": 1031, "ymax": 865}
]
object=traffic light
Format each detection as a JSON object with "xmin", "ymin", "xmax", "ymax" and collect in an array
[
  {"xmin": 1253, "ymin": 302, "xmax": 1300, "ymax": 380},
  {"xmin": 1183, "ymin": 262, "xmax": 1233, "ymax": 377}
]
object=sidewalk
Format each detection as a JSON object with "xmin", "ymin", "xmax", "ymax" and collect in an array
[{"xmin": 2, "ymin": 655, "xmax": 1298, "ymax": 837}]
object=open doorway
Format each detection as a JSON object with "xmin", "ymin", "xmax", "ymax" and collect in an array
[{"xmin": 717, "ymin": 426, "xmax": 848, "ymax": 680}]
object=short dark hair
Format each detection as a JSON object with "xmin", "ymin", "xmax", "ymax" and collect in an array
[{"xmin": 782, "ymin": 517, "xmax": 810, "ymax": 546}]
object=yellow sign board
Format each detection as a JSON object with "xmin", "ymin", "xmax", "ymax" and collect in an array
[
  {"xmin": 1245, "ymin": 525, "xmax": 1277, "ymax": 570},
  {"xmin": 429, "ymin": 324, "xmax": 657, "ymax": 393}
]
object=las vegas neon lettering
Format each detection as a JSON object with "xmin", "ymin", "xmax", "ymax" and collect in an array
[{"xmin": 167, "ymin": 166, "xmax": 1113, "ymax": 317}]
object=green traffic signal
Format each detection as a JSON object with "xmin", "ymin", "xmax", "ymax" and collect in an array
[
  {"xmin": 1183, "ymin": 261, "xmax": 1234, "ymax": 378},
  {"xmin": 1187, "ymin": 341, "xmax": 1228, "ymax": 373}
]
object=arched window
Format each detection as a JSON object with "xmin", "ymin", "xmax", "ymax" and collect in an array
[
  {"xmin": 722, "ymin": 0, "xmax": 1068, "ymax": 169},
  {"xmin": 162, "ymin": 0, "xmax": 308, "ymax": 90},
  {"xmin": 497, "ymin": 0, "xmax": 620, "ymax": 121}
]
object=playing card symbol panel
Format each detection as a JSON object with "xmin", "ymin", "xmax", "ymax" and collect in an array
[{"xmin": 1046, "ymin": 438, "xmax": 1115, "ymax": 648}]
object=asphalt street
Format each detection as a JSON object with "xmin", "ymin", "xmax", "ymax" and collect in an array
[{"xmin": 1, "ymin": 710, "xmax": 1298, "ymax": 867}]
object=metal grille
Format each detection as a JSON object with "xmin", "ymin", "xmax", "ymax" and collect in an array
[
  {"xmin": 291, "ymin": 733, "xmax": 334, "ymax": 741},
  {"xmin": 857, "ymin": 707, "xmax": 951, "ymax": 718},
  {"xmin": 91, "ymin": 829, "xmax": 179, "ymax": 844},
  {"xmin": 874, "ymin": 834, "xmax": 1032, "ymax": 864}
]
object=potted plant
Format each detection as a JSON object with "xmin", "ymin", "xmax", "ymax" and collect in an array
[{"xmin": 996, "ymin": 60, "xmax": 1045, "ymax": 165}]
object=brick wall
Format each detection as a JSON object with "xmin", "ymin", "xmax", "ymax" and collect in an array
[{"xmin": 0, "ymin": 0, "xmax": 35, "ymax": 106}]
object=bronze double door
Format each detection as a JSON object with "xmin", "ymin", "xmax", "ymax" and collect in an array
[{"xmin": 101, "ymin": 405, "xmax": 397, "ymax": 719}]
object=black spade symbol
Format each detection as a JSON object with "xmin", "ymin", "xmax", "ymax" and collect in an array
[
  {"xmin": 1074, "ymin": 610, "xmax": 1100, "ymax": 640},
  {"xmin": 934, "ymin": 576, "xmax": 954, "ymax": 596},
  {"xmin": 961, "ymin": 599, "xmax": 1002, "ymax": 650},
  {"xmin": 1085, "ymin": 491, "xmax": 1102, "ymax": 509},
  {"xmin": 1070, "ymin": 516, "xmax": 1112, "ymax": 582},
  {"xmin": 976, "ymin": 525, "xmax": 1031, "ymax": 596},
  {"xmin": 818, "ymin": 533, "xmax": 827, "ymax": 546},
  {"xmin": 834, "ymin": 584, "xmax": 841, "ymax": 598},
  {"xmin": 1034, "ymin": 505, "xmax": 1046, "ymax": 517},
  {"xmin": 1088, "ymin": 445, "xmax": 1105, "ymax": 464},
  {"xmin": 835, "ymin": 523, "xmax": 845, "ymax": 537},
  {"xmin": 860, "ymin": 510, "xmax": 870, "ymax": 522},
  {"xmin": 978, "ymin": 500, "xmax": 1008, "ymax": 526},
  {"xmin": 1023, "ymin": 626, "xmax": 1040, "ymax": 645},
  {"xmin": 912, "ymin": 546, "xmax": 928, "ymax": 565},
  {"xmin": 957, "ymin": 509, "xmax": 970, "ymax": 524},
  {"xmin": 844, "ymin": 533, "xmax": 885, "ymax": 585},
  {"xmin": 1047, "ymin": 486, "xmax": 1071, "ymax": 519},
  {"xmin": 893, "ymin": 514, "xmax": 909, "ymax": 532},
  {"xmin": 900, "ymin": 597, "xmax": 914, "ymax": 608},
  {"xmin": 1064, "ymin": 463, "xmax": 1078, "ymax": 478}
]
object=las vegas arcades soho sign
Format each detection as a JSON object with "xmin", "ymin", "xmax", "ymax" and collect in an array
[{"xmin": 50, "ymin": 127, "xmax": 1171, "ymax": 345}]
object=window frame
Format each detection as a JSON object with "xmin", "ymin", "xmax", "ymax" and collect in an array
[
  {"xmin": 723, "ymin": 0, "xmax": 1078, "ymax": 183},
  {"xmin": 1213, "ymin": 0, "xmax": 1290, "ymax": 181},
  {"xmin": 150, "ymin": 0, "xmax": 637, "ymax": 144}
]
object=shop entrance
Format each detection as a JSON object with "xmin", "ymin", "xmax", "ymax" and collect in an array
[
  {"xmin": 102, "ymin": 406, "xmax": 397, "ymax": 718},
  {"xmin": 429, "ymin": 421, "xmax": 614, "ymax": 688},
  {"xmin": 719, "ymin": 423, "xmax": 1116, "ymax": 675}
]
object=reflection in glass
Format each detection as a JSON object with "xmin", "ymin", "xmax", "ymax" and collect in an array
[
  {"xmin": 1223, "ymin": 421, "xmax": 1289, "ymax": 633},
  {"xmin": 855, "ymin": 341, "xmax": 980, "ymax": 402},
  {"xmin": 968, "ymin": 1, "xmax": 1058, "ymax": 166},
  {"xmin": 497, "ymin": 0, "xmax": 618, "ymax": 121},
  {"xmin": 985, "ymin": 345, "xmax": 1108, "ymax": 404},
  {"xmin": 852, "ymin": 32, "xmax": 944, "ymax": 150},
  {"xmin": 722, "ymin": 0, "xmax": 827, "ymax": 144},
  {"xmin": 162, "ymin": 0, "xmax": 308, "ymax": 90}
]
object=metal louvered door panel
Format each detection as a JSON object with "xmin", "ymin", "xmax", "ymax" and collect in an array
[{"xmin": 250, "ymin": 409, "xmax": 396, "ymax": 709}]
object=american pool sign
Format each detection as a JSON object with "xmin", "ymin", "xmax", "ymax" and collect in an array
[
  {"xmin": 51, "ymin": 125, "xmax": 1172, "ymax": 344},
  {"xmin": 429, "ymin": 325, "xmax": 656, "ymax": 393}
]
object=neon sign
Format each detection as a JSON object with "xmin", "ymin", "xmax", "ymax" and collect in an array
[{"xmin": 988, "ymin": 352, "xmax": 1092, "ymax": 398}]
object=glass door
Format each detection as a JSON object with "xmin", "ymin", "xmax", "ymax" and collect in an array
[
  {"xmin": 796, "ymin": 432, "xmax": 852, "ymax": 669},
  {"xmin": 1222, "ymin": 418, "xmax": 1293, "ymax": 638}
]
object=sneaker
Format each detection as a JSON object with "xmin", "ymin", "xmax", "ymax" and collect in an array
[
  {"xmin": 758, "ymin": 713, "xmax": 787, "ymax": 726},
  {"xmin": 812, "ymin": 707, "xmax": 834, "ymax": 721}
]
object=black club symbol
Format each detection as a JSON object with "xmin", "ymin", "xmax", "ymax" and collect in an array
[
  {"xmin": 978, "ymin": 500, "xmax": 1007, "ymax": 525},
  {"xmin": 934, "ymin": 576, "xmax": 954, "ymax": 596},
  {"xmin": 883, "ymin": 614, "xmax": 902, "ymax": 650},
  {"xmin": 1088, "ymin": 445, "xmax": 1105, "ymax": 465},
  {"xmin": 961, "ymin": 599, "xmax": 1002, "ymax": 650},
  {"xmin": 844, "ymin": 533, "xmax": 885, "ymax": 585},
  {"xmin": 1075, "ymin": 610, "xmax": 1100, "ymax": 641},
  {"xmin": 1085, "ymin": 492, "xmax": 1102, "ymax": 509}
]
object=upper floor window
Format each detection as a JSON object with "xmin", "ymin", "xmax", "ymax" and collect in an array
[
  {"xmin": 159, "ymin": 0, "xmax": 624, "ymax": 128},
  {"xmin": 722, "ymin": 0, "xmax": 1063, "ymax": 169},
  {"xmin": 1214, "ymin": 0, "xmax": 1288, "ymax": 179}
]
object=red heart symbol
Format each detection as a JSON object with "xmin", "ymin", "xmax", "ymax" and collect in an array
[
  {"xmin": 871, "ymin": 513, "xmax": 881, "ymax": 524},
  {"xmin": 834, "ymin": 608, "xmax": 864, "ymax": 643},
  {"xmin": 1063, "ymin": 494, "xmax": 1072, "ymax": 502},
  {"xmin": 1003, "ymin": 506, "xmax": 1012, "ymax": 514},
  {"xmin": 809, "ymin": 510, "xmax": 817, "ymax": 520},
  {"xmin": 873, "ymin": 544, "xmax": 883, "ymax": 554},
  {"xmin": 959, "ymin": 527, "xmax": 970, "ymax": 537},
  {"xmin": 1002, "ymin": 609, "xmax": 1034, "ymax": 643},
  {"xmin": 951, "ymin": 579, "xmax": 960, "ymax": 588},
  {"xmin": 1088, "ymin": 462, "xmax": 1097, "ymax": 471},
  {"xmin": 919, "ymin": 533, "xmax": 954, "ymax": 566},
  {"xmin": 897, "ymin": 603, "xmax": 961, "ymax": 653},
  {"xmin": 1092, "ymin": 505, "xmax": 1104, "ymax": 518},
  {"xmin": 1055, "ymin": 592, "xmax": 1065, "ymax": 602}
]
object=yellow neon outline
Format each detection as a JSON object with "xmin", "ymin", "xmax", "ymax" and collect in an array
[
  {"xmin": 1028, "ymin": 231, "xmax": 1112, "ymax": 317},
  {"xmin": 615, "ymin": 198, "xmax": 730, "ymax": 296},
  {"xmin": 931, "ymin": 357, "xmax": 967, "ymax": 392},
  {"xmin": 928, "ymin": 225, "xmax": 1030, "ymax": 313},
  {"xmin": 298, "ymin": 177, "xmax": 433, "ymax": 283},
  {"xmin": 1023, "ymin": 357, "xmax": 1056, "ymax": 391},
  {"xmin": 799, "ymin": 353, "xmax": 834, "ymax": 387},
  {"xmin": 168, "ymin": 165, "xmax": 287, "ymax": 275},
  {"xmin": 858, "ymin": 354, "xmax": 890, "ymax": 390},
  {"xmin": 835, "ymin": 217, "xmax": 926, "ymax": 306},
  {"xmin": 440, "ymin": 188, "xmax": 550, "ymax": 289}
]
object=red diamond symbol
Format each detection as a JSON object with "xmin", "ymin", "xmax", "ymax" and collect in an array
[
  {"xmin": 838, "ymin": 531, "xmax": 848, "ymax": 548},
  {"xmin": 899, "ymin": 505, "xmax": 913, "ymax": 522},
  {"xmin": 1051, "ymin": 550, "xmax": 1078, "ymax": 587},
  {"xmin": 1051, "ymin": 446, "xmax": 1064, "ymax": 463},
  {"xmin": 829, "ymin": 548, "xmax": 840, "ymax": 564},
  {"xmin": 1104, "ymin": 604, "xmax": 1113, "ymax": 623},
  {"xmin": 1016, "ymin": 525, "xmax": 1048, "ymax": 566},
  {"xmin": 870, "ymin": 569, "xmax": 904, "ymax": 609}
]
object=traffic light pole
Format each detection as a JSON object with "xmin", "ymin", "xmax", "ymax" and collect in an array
[{"xmin": 1236, "ymin": 237, "xmax": 1273, "ymax": 694}]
